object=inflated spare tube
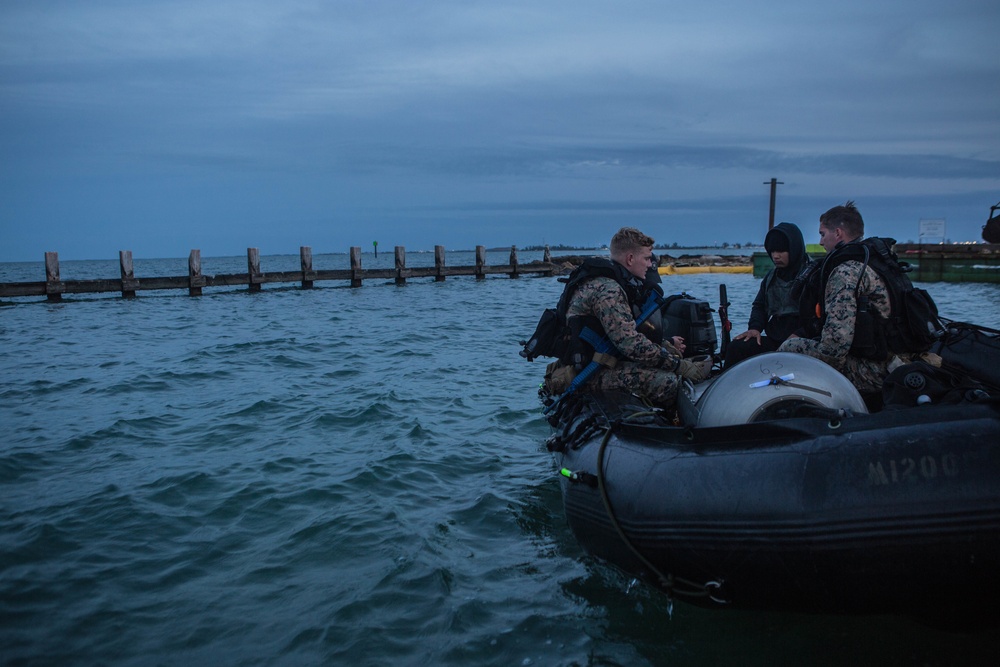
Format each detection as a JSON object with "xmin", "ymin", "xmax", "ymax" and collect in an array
[{"xmin": 693, "ymin": 352, "xmax": 868, "ymax": 427}]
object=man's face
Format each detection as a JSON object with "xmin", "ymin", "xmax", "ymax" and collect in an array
[
  {"xmin": 818, "ymin": 223, "xmax": 841, "ymax": 253},
  {"xmin": 770, "ymin": 250, "xmax": 790, "ymax": 269},
  {"xmin": 625, "ymin": 246, "xmax": 654, "ymax": 279}
]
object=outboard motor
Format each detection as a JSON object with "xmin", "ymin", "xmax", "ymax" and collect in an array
[
  {"xmin": 661, "ymin": 294, "xmax": 718, "ymax": 357},
  {"xmin": 679, "ymin": 352, "xmax": 868, "ymax": 427}
]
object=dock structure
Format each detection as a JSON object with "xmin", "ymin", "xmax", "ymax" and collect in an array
[
  {"xmin": 1, "ymin": 245, "xmax": 558, "ymax": 302},
  {"xmin": 752, "ymin": 244, "xmax": 1000, "ymax": 283}
]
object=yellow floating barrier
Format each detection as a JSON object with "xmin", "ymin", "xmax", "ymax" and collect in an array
[{"xmin": 658, "ymin": 265, "xmax": 753, "ymax": 276}]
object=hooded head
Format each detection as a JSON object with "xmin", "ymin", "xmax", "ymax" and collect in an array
[{"xmin": 764, "ymin": 222, "xmax": 807, "ymax": 280}]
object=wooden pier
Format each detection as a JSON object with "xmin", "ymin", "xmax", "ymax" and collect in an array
[{"xmin": 1, "ymin": 245, "xmax": 559, "ymax": 302}]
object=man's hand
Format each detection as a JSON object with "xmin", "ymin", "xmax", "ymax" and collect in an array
[
  {"xmin": 670, "ymin": 336, "xmax": 686, "ymax": 355},
  {"xmin": 733, "ymin": 329, "xmax": 762, "ymax": 344}
]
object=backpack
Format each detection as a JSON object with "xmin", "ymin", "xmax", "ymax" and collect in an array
[
  {"xmin": 817, "ymin": 237, "xmax": 943, "ymax": 356},
  {"xmin": 932, "ymin": 321, "xmax": 1000, "ymax": 392},
  {"xmin": 519, "ymin": 307, "xmax": 572, "ymax": 362},
  {"xmin": 882, "ymin": 361, "xmax": 989, "ymax": 408}
]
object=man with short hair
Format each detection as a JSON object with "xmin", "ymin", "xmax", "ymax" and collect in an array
[
  {"xmin": 779, "ymin": 201, "xmax": 899, "ymax": 397},
  {"xmin": 544, "ymin": 227, "xmax": 710, "ymax": 407}
]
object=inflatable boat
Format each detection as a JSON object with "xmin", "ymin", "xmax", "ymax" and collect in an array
[{"xmin": 542, "ymin": 317, "xmax": 1000, "ymax": 621}]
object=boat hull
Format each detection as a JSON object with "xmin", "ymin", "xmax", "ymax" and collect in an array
[{"xmin": 553, "ymin": 394, "xmax": 1000, "ymax": 617}]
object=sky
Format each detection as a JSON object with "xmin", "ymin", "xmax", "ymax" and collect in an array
[{"xmin": 2, "ymin": 0, "xmax": 999, "ymax": 262}]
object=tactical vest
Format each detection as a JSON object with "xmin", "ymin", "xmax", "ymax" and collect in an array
[
  {"xmin": 757, "ymin": 271, "xmax": 801, "ymax": 343},
  {"xmin": 762, "ymin": 272, "xmax": 800, "ymax": 320},
  {"xmin": 558, "ymin": 257, "xmax": 659, "ymax": 369},
  {"xmin": 815, "ymin": 237, "xmax": 941, "ymax": 360}
]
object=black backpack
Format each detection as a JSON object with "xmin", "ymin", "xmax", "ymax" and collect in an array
[
  {"xmin": 859, "ymin": 238, "xmax": 942, "ymax": 354},
  {"xmin": 932, "ymin": 321, "xmax": 1000, "ymax": 392},
  {"xmin": 814, "ymin": 238, "xmax": 943, "ymax": 357},
  {"xmin": 519, "ymin": 307, "xmax": 572, "ymax": 362}
]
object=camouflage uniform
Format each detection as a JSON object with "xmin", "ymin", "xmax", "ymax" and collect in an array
[
  {"xmin": 559, "ymin": 276, "xmax": 683, "ymax": 405},
  {"xmin": 778, "ymin": 260, "xmax": 903, "ymax": 394}
]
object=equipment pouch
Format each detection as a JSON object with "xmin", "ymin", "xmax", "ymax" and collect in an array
[
  {"xmin": 850, "ymin": 296, "xmax": 887, "ymax": 360},
  {"xmin": 544, "ymin": 361, "xmax": 579, "ymax": 394}
]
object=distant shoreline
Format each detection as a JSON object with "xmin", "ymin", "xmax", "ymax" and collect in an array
[{"xmin": 516, "ymin": 244, "xmax": 763, "ymax": 253}]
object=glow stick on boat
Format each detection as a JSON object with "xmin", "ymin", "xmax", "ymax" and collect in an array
[{"xmin": 749, "ymin": 373, "xmax": 795, "ymax": 388}]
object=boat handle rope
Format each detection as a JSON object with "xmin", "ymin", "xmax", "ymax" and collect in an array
[{"xmin": 592, "ymin": 424, "xmax": 728, "ymax": 604}]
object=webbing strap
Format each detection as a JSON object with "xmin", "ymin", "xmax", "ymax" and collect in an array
[{"xmin": 592, "ymin": 352, "xmax": 618, "ymax": 368}]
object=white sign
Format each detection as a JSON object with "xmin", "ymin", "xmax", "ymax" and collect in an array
[{"xmin": 919, "ymin": 218, "xmax": 946, "ymax": 239}]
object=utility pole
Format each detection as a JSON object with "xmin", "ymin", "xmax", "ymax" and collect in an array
[{"xmin": 764, "ymin": 178, "xmax": 783, "ymax": 230}]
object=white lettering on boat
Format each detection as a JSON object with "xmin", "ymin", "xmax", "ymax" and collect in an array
[{"xmin": 867, "ymin": 453, "xmax": 959, "ymax": 486}]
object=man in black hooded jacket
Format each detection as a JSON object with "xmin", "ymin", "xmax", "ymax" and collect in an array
[{"xmin": 724, "ymin": 222, "xmax": 808, "ymax": 369}]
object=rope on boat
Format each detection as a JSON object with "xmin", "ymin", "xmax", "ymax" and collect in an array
[{"xmin": 594, "ymin": 423, "xmax": 724, "ymax": 603}]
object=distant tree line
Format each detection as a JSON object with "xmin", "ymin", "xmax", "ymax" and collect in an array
[{"xmin": 522, "ymin": 242, "xmax": 763, "ymax": 252}]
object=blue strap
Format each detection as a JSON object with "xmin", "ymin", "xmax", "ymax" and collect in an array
[{"xmin": 578, "ymin": 326, "xmax": 606, "ymax": 350}]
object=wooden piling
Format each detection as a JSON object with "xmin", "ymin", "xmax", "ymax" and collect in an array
[
  {"xmin": 188, "ymin": 250, "xmax": 204, "ymax": 296},
  {"xmin": 434, "ymin": 245, "xmax": 446, "ymax": 282},
  {"xmin": 45, "ymin": 251, "xmax": 63, "ymax": 302},
  {"xmin": 300, "ymin": 246, "xmax": 315, "ymax": 288},
  {"xmin": 475, "ymin": 245, "xmax": 486, "ymax": 280},
  {"xmin": 120, "ymin": 250, "xmax": 138, "ymax": 298},
  {"xmin": 395, "ymin": 246, "xmax": 407, "ymax": 286},
  {"xmin": 247, "ymin": 248, "xmax": 262, "ymax": 292},
  {"xmin": 350, "ymin": 247, "xmax": 362, "ymax": 287}
]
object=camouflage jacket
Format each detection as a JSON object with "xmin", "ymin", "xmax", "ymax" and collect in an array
[
  {"xmin": 815, "ymin": 260, "xmax": 891, "ymax": 359},
  {"xmin": 566, "ymin": 276, "xmax": 681, "ymax": 369}
]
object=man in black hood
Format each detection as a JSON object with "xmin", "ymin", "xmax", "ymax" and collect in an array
[{"xmin": 723, "ymin": 222, "xmax": 808, "ymax": 368}]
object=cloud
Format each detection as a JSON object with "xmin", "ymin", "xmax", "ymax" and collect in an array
[{"xmin": 1, "ymin": 1, "xmax": 999, "ymax": 261}]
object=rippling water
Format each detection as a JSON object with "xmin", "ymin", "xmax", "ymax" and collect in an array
[{"xmin": 3, "ymin": 256, "xmax": 1000, "ymax": 666}]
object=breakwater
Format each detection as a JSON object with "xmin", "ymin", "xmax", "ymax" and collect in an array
[{"xmin": 0, "ymin": 245, "xmax": 558, "ymax": 302}]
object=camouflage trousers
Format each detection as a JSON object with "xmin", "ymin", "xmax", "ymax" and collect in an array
[
  {"xmin": 777, "ymin": 338, "xmax": 897, "ymax": 395},
  {"xmin": 545, "ymin": 360, "xmax": 681, "ymax": 406},
  {"xmin": 590, "ymin": 362, "xmax": 681, "ymax": 406}
]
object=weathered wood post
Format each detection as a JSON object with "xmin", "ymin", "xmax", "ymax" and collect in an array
[
  {"xmin": 188, "ymin": 249, "xmax": 205, "ymax": 296},
  {"xmin": 475, "ymin": 245, "xmax": 486, "ymax": 280},
  {"xmin": 434, "ymin": 245, "xmax": 446, "ymax": 282},
  {"xmin": 544, "ymin": 245, "xmax": 555, "ymax": 276},
  {"xmin": 509, "ymin": 245, "xmax": 519, "ymax": 278},
  {"xmin": 119, "ymin": 250, "xmax": 138, "ymax": 298},
  {"xmin": 350, "ymin": 246, "xmax": 362, "ymax": 287},
  {"xmin": 300, "ymin": 246, "xmax": 315, "ymax": 289},
  {"xmin": 44, "ymin": 251, "xmax": 64, "ymax": 302},
  {"xmin": 247, "ymin": 248, "xmax": 262, "ymax": 293},
  {"xmin": 395, "ymin": 246, "xmax": 406, "ymax": 286}
]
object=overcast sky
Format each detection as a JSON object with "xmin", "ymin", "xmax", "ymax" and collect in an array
[{"xmin": 2, "ymin": 0, "xmax": 999, "ymax": 261}]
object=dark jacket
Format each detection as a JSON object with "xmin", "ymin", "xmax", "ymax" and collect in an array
[{"xmin": 747, "ymin": 222, "xmax": 808, "ymax": 343}]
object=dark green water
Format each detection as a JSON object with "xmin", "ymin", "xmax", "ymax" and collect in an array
[{"xmin": 3, "ymin": 257, "xmax": 1000, "ymax": 666}]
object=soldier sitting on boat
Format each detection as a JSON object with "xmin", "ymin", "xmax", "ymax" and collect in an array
[
  {"xmin": 779, "ymin": 201, "xmax": 941, "ymax": 404},
  {"xmin": 723, "ymin": 222, "xmax": 808, "ymax": 369},
  {"xmin": 539, "ymin": 227, "xmax": 712, "ymax": 408}
]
